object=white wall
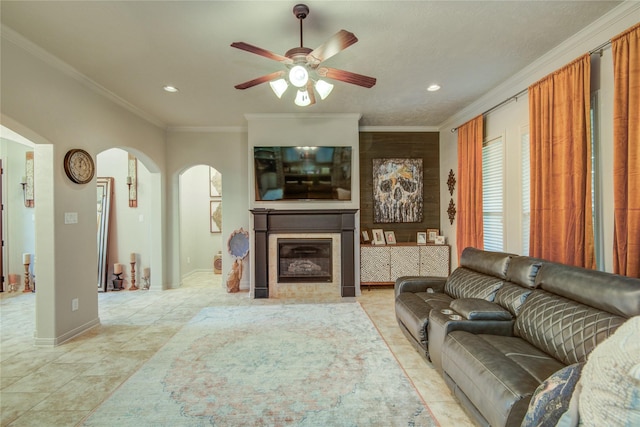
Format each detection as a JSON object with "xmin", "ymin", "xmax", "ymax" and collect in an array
[{"xmin": 438, "ymin": 3, "xmax": 640, "ymax": 270}]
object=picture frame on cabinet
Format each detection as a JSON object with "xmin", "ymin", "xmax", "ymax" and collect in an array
[
  {"xmin": 435, "ymin": 235, "xmax": 446, "ymax": 245},
  {"xmin": 372, "ymin": 229, "xmax": 386, "ymax": 245},
  {"xmin": 427, "ymin": 228, "xmax": 439, "ymax": 243},
  {"xmin": 384, "ymin": 231, "xmax": 397, "ymax": 245},
  {"xmin": 417, "ymin": 232, "xmax": 427, "ymax": 245},
  {"xmin": 361, "ymin": 229, "xmax": 371, "ymax": 244}
]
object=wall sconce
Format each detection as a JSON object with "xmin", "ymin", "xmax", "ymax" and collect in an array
[
  {"xmin": 22, "ymin": 151, "xmax": 35, "ymax": 208},
  {"xmin": 127, "ymin": 153, "xmax": 138, "ymax": 208}
]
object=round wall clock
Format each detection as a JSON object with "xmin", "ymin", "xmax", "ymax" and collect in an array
[{"xmin": 64, "ymin": 149, "xmax": 95, "ymax": 184}]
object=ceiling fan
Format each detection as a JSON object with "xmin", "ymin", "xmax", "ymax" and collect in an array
[{"xmin": 231, "ymin": 3, "xmax": 376, "ymax": 106}]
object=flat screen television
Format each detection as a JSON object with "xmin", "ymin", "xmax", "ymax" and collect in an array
[{"xmin": 254, "ymin": 146, "xmax": 352, "ymax": 201}]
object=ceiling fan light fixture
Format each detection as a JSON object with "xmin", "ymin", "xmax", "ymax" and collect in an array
[
  {"xmin": 269, "ymin": 78, "xmax": 289, "ymax": 98},
  {"xmin": 315, "ymin": 79, "xmax": 334, "ymax": 100},
  {"xmin": 289, "ymin": 65, "xmax": 309, "ymax": 88},
  {"xmin": 294, "ymin": 89, "xmax": 312, "ymax": 107}
]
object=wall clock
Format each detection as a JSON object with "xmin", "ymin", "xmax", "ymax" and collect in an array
[{"xmin": 64, "ymin": 149, "xmax": 95, "ymax": 184}]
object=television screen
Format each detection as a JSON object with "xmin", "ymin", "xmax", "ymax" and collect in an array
[{"xmin": 254, "ymin": 146, "xmax": 352, "ymax": 201}]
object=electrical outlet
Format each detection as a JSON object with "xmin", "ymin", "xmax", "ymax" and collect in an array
[{"xmin": 72, "ymin": 298, "xmax": 79, "ymax": 311}]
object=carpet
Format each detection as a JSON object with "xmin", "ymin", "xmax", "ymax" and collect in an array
[{"xmin": 82, "ymin": 303, "xmax": 438, "ymax": 426}]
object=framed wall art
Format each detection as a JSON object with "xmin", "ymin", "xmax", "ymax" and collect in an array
[
  {"xmin": 372, "ymin": 158, "xmax": 423, "ymax": 223},
  {"xmin": 210, "ymin": 200, "xmax": 222, "ymax": 233},
  {"xmin": 209, "ymin": 167, "xmax": 222, "ymax": 198}
]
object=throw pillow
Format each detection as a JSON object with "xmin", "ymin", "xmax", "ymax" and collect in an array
[
  {"xmin": 577, "ymin": 316, "xmax": 640, "ymax": 427},
  {"xmin": 521, "ymin": 363, "xmax": 584, "ymax": 427}
]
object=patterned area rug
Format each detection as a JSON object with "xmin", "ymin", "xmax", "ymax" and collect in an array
[{"xmin": 82, "ymin": 303, "xmax": 437, "ymax": 426}]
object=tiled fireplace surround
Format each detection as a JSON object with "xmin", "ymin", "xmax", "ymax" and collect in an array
[{"xmin": 251, "ymin": 209, "xmax": 357, "ymax": 298}]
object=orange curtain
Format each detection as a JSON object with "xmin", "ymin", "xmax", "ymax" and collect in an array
[
  {"xmin": 528, "ymin": 54, "xmax": 595, "ymax": 268},
  {"xmin": 612, "ymin": 23, "xmax": 640, "ymax": 278},
  {"xmin": 456, "ymin": 115, "xmax": 484, "ymax": 260}
]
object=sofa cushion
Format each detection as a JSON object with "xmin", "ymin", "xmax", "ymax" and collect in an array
[
  {"xmin": 535, "ymin": 262, "xmax": 640, "ymax": 318},
  {"xmin": 495, "ymin": 282, "xmax": 533, "ymax": 316},
  {"xmin": 505, "ymin": 256, "xmax": 544, "ymax": 289},
  {"xmin": 460, "ymin": 247, "xmax": 514, "ymax": 279},
  {"xmin": 444, "ymin": 268, "xmax": 504, "ymax": 301},
  {"xmin": 450, "ymin": 298, "xmax": 512, "ymax": 321},
  {"xmin": 443, "ymin": 331, "xmax": 563, "ymax": 427},
  {"xmin": 514, "ymin": 290, "xmax": 625, "ymax": 366},
  {"xmin": 521, "ymin": 363, "xmax": 584, "ymax": 427}
]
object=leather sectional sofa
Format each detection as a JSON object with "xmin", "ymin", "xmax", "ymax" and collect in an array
[{"xmin": 394, "ymin": 247, "xmax": 640, "ymax": 427}]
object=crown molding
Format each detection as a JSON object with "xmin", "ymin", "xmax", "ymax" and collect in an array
[
  {"xmin": 359, "ymin": 126, "xmax": 439, "ymax": 132},
  {"xmin": 1, "ymin": 25, "xmax": 166, "ymax": 129},
  {"xmin": 438, "ymin": 1, "xmax": 640, "ymax": 132},
  {"xmin": 244, "ymin": 113, "xmax": 362, "ymax": 121},
  {"xmin": 167, "ymin": 126, "xmax": 247, "ymax": 133}
]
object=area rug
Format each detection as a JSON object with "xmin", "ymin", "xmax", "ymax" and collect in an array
[{"xmin": 82, "ymin": 303, "xmax": 438, "ymax": 426}]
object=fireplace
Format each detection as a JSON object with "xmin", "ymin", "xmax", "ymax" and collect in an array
[
  {"xmin": 278, "ymin": 238, "xmax": 332, "ymax": 283},
  {"xmin": 251, "ymin": 209, "xmax": 357, "ymax": 298}
]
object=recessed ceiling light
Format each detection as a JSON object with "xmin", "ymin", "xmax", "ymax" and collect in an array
[
  {"xmin": 427, "ymin": 84, "xmax": 441, "ymax": 92},
  {"xmin": 163, "ymin": 85, "xmax": 179, "ymax": 93}
]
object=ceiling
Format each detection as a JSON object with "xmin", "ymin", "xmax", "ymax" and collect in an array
[{"xmin": 0, "ymin": 1, "xmax": 623, "ymax": 129}]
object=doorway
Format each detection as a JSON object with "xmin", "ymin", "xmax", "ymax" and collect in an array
[{"xmin": 178, "ymin": 165, "xmax": 223, "ymax": 283}]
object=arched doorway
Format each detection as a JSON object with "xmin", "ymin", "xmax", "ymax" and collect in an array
[
  {"xmin": 178, "ymin": 165, "xmax": 223, "ymax": 285},
  {"xmin": 96, "ymin": 147, "xmax": 163, "ymax": 291}
]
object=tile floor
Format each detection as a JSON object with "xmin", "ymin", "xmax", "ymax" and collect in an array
[{"xmin": 0, "ymin": 273, "xmax": 474, "ymax": 427}]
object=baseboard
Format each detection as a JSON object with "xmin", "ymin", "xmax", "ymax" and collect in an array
[{"xmin": 33, "ymin": 317, "xmax": 100, "ymax": 347}]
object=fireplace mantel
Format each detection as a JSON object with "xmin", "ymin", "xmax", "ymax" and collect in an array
[{"xmin": 251, "ymin": 209, "xmax": 358, "ymax": 298}]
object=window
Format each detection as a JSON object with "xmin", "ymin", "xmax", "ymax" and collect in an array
[
  {"xmin": 482, "ymin": 136, "xmax": 504, "ymax": 251},
  {"xmin": 521, "ymin": 130, "xmax": 530, "ymax": 255}
]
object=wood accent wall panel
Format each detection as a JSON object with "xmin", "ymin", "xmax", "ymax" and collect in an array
[{"xmin": 359, "ymin": 132, "xmax": 440, "ymax": 243}]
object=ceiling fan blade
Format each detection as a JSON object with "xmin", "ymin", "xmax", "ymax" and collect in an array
[
  {"xmin": 231, "ymin": 42, "xmax": 293, "ymax": 64},
  {"xmin": 306, "ymin": 30, "xmax": 358, "ymax": 65},
  {"xmin": 317, "ymin": 67, "xmax": 376, "ymax": 88},
  {"xmin": 234, "ymin": 71, "xmax": 285, "ymax": 90}
]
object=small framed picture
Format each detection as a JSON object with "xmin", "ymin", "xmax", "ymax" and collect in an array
[
  {"xmin": 435, "ymin": 235, "xmax": 446, "ymax": 245},
  {"xmin": 417, "ymin": 232, "xmax": 427, "ymax": 245},
  {"xmin": 384, "ymin": 231, "xmax": 397, "ymax": 245},
  {"xmin": 372, "ymin": 229, "xmax": 386, "ymax": 245},
  {"xmin": 361, "ymin": 229, "xmax": 371, "ymax": 244},
  {"xmin": 427, "ymin": 228, "xmax": 439, "ymax": 243}
]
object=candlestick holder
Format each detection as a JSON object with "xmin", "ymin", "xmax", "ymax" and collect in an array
[
  {"xmin": 23, "ymin": 263, "xmax": 32, "ymax": 293},
  {"xmin": 112, "ymin": 272, "xmax": 123, "ymax": 291},
  {"xmin": 129, "ymin": 262, "xmax": 138, "ymax": 290},
  {"xmin": 142, "ymin": 274, "xmax": 150, "ymax": 290}
]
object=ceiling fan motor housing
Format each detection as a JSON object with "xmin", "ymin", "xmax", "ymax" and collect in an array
[{"xmin": 293, "ymin": 4, "xmax": 309, "ymax": 20}]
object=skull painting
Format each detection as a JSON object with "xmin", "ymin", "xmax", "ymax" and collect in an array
[{"xmin": 373, "ymin": 158, "xmax": 423, "ymax": 223}]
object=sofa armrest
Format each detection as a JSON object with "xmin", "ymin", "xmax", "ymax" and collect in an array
[
  {"xmin": 395, "ymin": 276, "xmax": 447, "ymax": 297},
  {"xmin": 450, "ymin": 298, "xmax": 513, "ymax": 321},
  {"xmin": 427, "ymin": 308, "xmax": 514, "ymax": 372}
]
